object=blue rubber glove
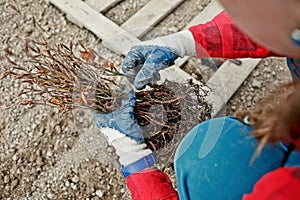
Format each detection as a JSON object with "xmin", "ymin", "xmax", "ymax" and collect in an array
[
  {"xmin": 93, "ymin": 87, "xmax": 155, "ymax": 176},
  {"xmin": 122, "ymin": 46, "xmax": 178, "ymax": 89},
  {"xmin": 93, "ymin": 86, "xmax": 143, "ymax": 142},
  {"xmin": 122, "ymin": 30, "xmax": 196, "ymax": 89}
]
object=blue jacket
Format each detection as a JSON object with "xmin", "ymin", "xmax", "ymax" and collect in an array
[{"xmin": 174, "ymin": 116, "xmax": 300, "ymax": 200}]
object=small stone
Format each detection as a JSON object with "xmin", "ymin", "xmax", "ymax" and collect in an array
[
  {"xmin": 11, "ymin": 179, "xmax": 19, "ymax": 190},
  {"xmin": 71, "ymin": 183, "xmax": 77, "ymax": 190},
  {"xmin": 36, "ymin": 157, "xmax": 43, "ymax": 165},
  {"xmin": 46, "ymin": 150, "xmax": 53, "ymax": 157},
  {"xmin": 105, "ymin": 167, "xmax": 111, "ymax": 173},
  {"xmin": 32, "ymin": 124, "xmax": 37, "ymax": 130},
  {"xmin": 252, "ymin": 80, "xmax": 262, "ymax": 88},
  {"xmin": 12, "ymin": 154, "xmax": 18, "ymax": 161},
  {"xmin": 246, "ymin": 96, "xmax": 253, "ymax": 101},
  {"xmin": 71, "ymin": 175, "xmax": 79, "ymax": 183},
  {"xmin": 264, "ymin": 60, "xmax": 269, "ymax": 66},
  {"xmin": 95, "ymin": 190, "xmax": 104, "ymax": 198},
  {"xmin": 4, "ymin": 175, "xmax": 10, "ymax": 184},
  {"xmin": 107, "ymin": 147, "xmax": 114, "ymax": 153},
  {"xmin": 47, "ymin": 193, "xmax": 55, "ymax": 199},
  {"xmin": 191, "ymin": 73, "xmax": 197, "ymax": 79},
  {"xmin": 63, "ymin": 192, "xmax": 68, "ymax": 197},
  {"xmin": 252, "ymin": 70, "xmax": 260, "ymax": 77},
  {"xmin": 65, "ymin": 181, "xmax": 70, "ymax": 187},
  {"xmin": 54, "ymin": 125, "xmax": 61, "ymax": 134}
]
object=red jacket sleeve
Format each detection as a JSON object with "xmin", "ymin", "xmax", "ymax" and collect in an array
[
  {"xmin": 242, "ymin": 167, "xmax": 300, "ymax": 200},
  {"xmin": 189, "ymin": 11, "xmax": 279, "ymax": 58},
  {"xmin": 126, "ymin": 168, "xmax": 179, "ymax": 200}
]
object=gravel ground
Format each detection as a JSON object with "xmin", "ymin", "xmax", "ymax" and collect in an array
[{"xmin": 0, "ymin": 0, "xmax": 292, "ymax": 199}]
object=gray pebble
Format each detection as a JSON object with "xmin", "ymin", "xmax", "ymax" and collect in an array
[
  {"xmin": 72, "ymin": 175, "xmax": 79, "ymax": 183},
  {"xmin": 252, "ymin": 79, "xmax": 262, "ymax": 88},
  {"xmin": 95, "ymin": 190, "xmax": 104, "ymax": 197}
]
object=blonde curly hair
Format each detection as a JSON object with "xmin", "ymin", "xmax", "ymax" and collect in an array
[{"xmin": 235, "ymin": 80, "xmax": 300, "ymax": 161}]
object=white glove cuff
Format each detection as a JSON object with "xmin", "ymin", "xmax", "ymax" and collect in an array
[
  {"xmin": 100, "ymin": 127, "xmax": 152, "ymax": 166},
  {"xmin": 141, "ymin": 30, "xmax": 196, "ymax": 57},
  {"xmin": 100, "ymin": 127, "xmax": 127, "ymax": 144}
]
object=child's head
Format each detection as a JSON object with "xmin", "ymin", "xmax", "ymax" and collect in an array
[
  {"xmin": 220, "ymin": 0, "xmax": 300, "ymax": 58},
  {"xmin": 236, "ymin": 80, "xmax": 300, "ymax": 150}
]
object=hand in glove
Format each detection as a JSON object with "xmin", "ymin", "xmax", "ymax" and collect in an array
[
  {"xmin": 93, "ymin": 87, "xmax": 156, "ymax": 178},
  {"xmin": 122, "ymin": 30, "xmax": 196, "ymax": 89}
]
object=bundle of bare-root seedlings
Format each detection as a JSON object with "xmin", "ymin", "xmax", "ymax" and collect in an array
[{"xmin": 1, "ymin": 38, "xmax": 212, "ymax": 163}]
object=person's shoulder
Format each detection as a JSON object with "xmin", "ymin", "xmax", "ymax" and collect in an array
[
  {"xmin": 202, "ymin": 116, "xmax": 247, "ymax": 127},
  {"xmin": 196, "ymin": 116, "xmax": 252, "ymax": 135}
]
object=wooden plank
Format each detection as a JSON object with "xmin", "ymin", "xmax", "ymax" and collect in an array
[
  {"xmin": 85, "ymin": 0, "xmax": 123, "ymax": 13},
  {"xmin": 207, "ymin": 59, "xmax": 261, "ymax": 116},
  {"xmin": 158, "ymin": 66, "xmax": 208, "ymax": 89},
  {"xmin": 185, "ymin": 0, "xmax": 223, "ymax": 27},
  {"xmin": 121, "ymin": 0, "xmax": 184, "ymax": 38},
  {"xmin": 47, "ymin": 0, "xmax": 140, "ymax": 55},
  {"xmin": 175, "ymin": 0, "xmax": 224, "ymax": 67}
]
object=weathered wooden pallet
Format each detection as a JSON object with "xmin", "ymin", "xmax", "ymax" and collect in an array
[
  {"xmin": 85, "ymin": 0, "xmax": 123, "ymax": 13},
  {"xmin": 45, "ymin": 0, "xmax": 261, "ymax": 117}
]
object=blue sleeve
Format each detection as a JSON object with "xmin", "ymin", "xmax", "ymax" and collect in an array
[
  {"xmin": 286, "ymin": 58, "xmax": 300, "ymax": 80},
  {"xmin": 174, "ymin": 116, "xmax": 286, "ymax": 200}
]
